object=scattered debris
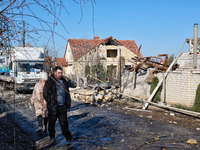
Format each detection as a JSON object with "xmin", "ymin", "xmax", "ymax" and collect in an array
[
  {"xmin": 135, "ymin": 130, "xmax": 140, "ymax": 133},
  {"xmin": 170, "ymin": 113, "xmax": 175, "ymax": 117},
  {"xmin": 196, "ymin": 128, "xmax": 200, "ymax": 131},
  {"xmin": 70, "ymin": 85, "xmax": 119, "ymax": 105},
  {"xmin": 154, "ymin": 137, "xmax": 160, "ymax": 141},
  {"xmin": 129, "ymin": 54, "xmax": 179, "ymax": 83},
  {"xmin": 142, "ymin": 49, "xmax": 184, "ymax": 110},
  {"xmin": 0, "ymin": 112, "xmax": 7, "ymax": 118},
  {"xmin": 123, "ymin": 106, "xmax": 152, "ymax": 113},
  {"xmin": 186, "ymin": 139, "xmax": 197, "ymax": 145}
]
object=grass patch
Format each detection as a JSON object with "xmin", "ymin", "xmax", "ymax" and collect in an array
[{"xmin": 174, "ymin": 104, "xmax": 191, "ymax": 111}]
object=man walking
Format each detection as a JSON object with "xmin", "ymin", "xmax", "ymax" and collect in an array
[{"xmin": 43, "ymin": 66, "xmax": 72, "ymax": 142}]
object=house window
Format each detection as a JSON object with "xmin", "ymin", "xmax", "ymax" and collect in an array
[
  {"xmin": 107, "ymin": 49, "xmax": 117, "ymax": 58},
  {"xmin": 125, "ymin": 65, "xmax": 131, "ymax": 69}
]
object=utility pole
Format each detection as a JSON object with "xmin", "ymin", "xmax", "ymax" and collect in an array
[
  {"xmin": 193, "ymin": 23, "xmax": 198, "ymax": 68},
  {"xmin": 22, "ymin": 20, "xmax": 25, "ymax": 47},
  {"xmin": 119, "ymin": 48, "xmax": 121, "ymax": 93}
]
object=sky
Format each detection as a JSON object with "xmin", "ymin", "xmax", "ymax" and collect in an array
[{"xmin": 14, "ymin": 0, "xmax": 200, "ymax": 58}]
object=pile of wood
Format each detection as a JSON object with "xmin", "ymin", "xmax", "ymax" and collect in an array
[{"xmin": 70, "ymin": 85, "xmax": 120, "ymax": 105}]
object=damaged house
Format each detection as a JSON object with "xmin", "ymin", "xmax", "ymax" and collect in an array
[
  {"xmin": 122, "ymin": 36, "xmax": 200, "ymax": 107},
  {"xmin": 64, "ymin": 36, "xmax": 142, "ymax": 79}
]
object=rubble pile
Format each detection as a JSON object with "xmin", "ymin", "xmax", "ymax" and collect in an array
[
  {"xmin": 70, "ymin": 84, "xmax": 120, "ymax": 105},
  {"xmin": 129, "ymin": 54, "xmax": 179, "ymax": 83}
]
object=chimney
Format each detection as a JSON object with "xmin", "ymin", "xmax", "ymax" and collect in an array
[
  {"xmin": 94, "ymin": 36, "xmax": 99, "ymax": 40},
  {"xmin": 193, "ymin": 23, "xmax": 198, "ymax": 68}
]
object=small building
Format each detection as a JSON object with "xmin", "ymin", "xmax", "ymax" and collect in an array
[
  {"xmin": 64, "ymin": 36, "xmax": 142, "ymax": 78},
  {"xmin": 178, "ymin": 38, "xmax": 200, "ymax": 68},
  {"xmin": 54, "ymin": 58, "xmax": 68, "ymax": 75}
]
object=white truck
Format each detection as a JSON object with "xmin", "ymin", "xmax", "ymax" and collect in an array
[{"xmin": 0, "ymin": 47, "xmax": 46, "ymax": 91}]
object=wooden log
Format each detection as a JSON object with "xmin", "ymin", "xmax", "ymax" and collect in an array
[
  {"xmin": 121, "ymin": 93, "xmax": 200, "ymax": 118},
  {"xmin": 123, "ymin": 106, "xmax": 152, "ymax": 113}
]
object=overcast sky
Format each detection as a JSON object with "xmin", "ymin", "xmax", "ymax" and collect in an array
[{"xmin": 18, "ymin": 0, "xmax": 200, "ymax": 58}]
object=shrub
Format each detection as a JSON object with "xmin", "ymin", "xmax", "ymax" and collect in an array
[
  {"xmin": 192, "ymin": 84, "xmax": 200, "ymax": 112},
  {"xmin": 168, "ymin": 53, "xmax": 174, "ymax": 66},
  {"xmin": 91, "ymin": 61, "xmax": 106, "ymax": 82},
  {"xmin": 174, "ymin": 104, "xmax": 191, "ymax": 111},
  {"xmin": 150, "ymin": 77, "xmax": 161, "ymax": 103},
  {"xmin": 107, "ymin": 64, "xmax": 114, "ymax": 83},
  {"xmin": 85, "ymin": 64, "xmax": 90, "ymax": 78}
]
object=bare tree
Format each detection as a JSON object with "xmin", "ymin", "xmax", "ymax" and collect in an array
[{"xmin": 0, "ymin": 0, "xmax": 96, "ymax": 51}]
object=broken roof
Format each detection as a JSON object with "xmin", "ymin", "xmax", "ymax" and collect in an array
[{"xmin": 64, "ymin": 36, "xmax": 143, "ymax": 61}]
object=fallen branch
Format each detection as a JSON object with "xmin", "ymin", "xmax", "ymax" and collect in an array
[{"xmin": 123, "ymin": 106, "xmax": 152, "ymax": 113}]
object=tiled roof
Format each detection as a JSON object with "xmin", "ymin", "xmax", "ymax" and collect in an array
[
  {"xmin": 64, "ymin": 36, "xmax": 143, "ymax": 61},
  {"xmin": 66, "ymin": 39, "xmax": 99, "ymax": 61},
  {"xmin": 55, "ymin": 58, "xmax": 67, "ymax": 66},
  {"xmin": 117, "ymin": 40, "xmax": 143, "ymax": 57}
]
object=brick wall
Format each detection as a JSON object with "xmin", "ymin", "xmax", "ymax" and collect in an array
[{"xmin": 122, "ymin": 68, "xmax": 200, "ymax": 107}]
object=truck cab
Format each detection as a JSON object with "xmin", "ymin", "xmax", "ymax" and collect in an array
[{"xmin": 0, "ymin": 47, "xmax": 46, "ymax": 92}]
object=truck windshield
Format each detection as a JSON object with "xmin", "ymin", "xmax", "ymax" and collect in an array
[{"xmin": 18, "ymin": 61, "xmax": 45, "ymax": 72}]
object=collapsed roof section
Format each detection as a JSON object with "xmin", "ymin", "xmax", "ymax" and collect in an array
[{"xmin": 128, "ymin": 54, "xmax": 179, "ymax": 83}]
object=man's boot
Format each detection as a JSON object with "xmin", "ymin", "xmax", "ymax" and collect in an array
[
  {"xmin": 66, "ymin": 132, "xmax": 73, "ymax": 142},
  {"xmin": 50, "ymin": 136, "xmax": 55, "ymax": 143}
]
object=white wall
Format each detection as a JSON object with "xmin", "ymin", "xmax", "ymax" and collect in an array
[{"xmin": 122, "ymin": 68, "xmax": 200, "ymax": 107}]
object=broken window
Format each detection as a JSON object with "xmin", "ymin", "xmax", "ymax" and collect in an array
[
  {"xmin": 125, "ymin": 65, "xmax": 131, "ymax": 69},
  {"xmin": 107, "ymin": 49, "xmax": 117, "ymax": 58}
]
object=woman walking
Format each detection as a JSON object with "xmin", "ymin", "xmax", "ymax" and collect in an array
[{"xmin": 31, "ymin": 72, "xmax": 48, "ymax": 133}]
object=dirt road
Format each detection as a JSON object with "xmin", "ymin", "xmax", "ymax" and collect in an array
[{"xmin": 1, "ymin": 94, "xmax": 200, "ymax": 149}]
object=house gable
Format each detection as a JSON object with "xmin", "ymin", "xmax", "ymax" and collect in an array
[
  {"xmin": 64, "ymin": 42, "xmax": 74, "ymax": 64},
  {"xmin": 64, "ymin": 36, "xmax": 143, "ymax": 63}
]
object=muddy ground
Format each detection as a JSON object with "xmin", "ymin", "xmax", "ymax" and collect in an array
[
  {"xmin": 0, "ymin": 106, "xmax": 34, "ymax": 150},
  {"xmin": 1, "ymin": 92, "xmax": 200, "ymax": 149},
  {"xmin": 107, "ymin": 100, "xmax": 200, "ymax": 131}
]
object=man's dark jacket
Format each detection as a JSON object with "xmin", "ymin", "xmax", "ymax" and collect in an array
[{"xmin": 43, "ymin": 74, "xmax": 71, "ymax": 116}]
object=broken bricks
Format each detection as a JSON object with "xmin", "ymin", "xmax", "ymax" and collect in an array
[{"xmin": 70, "ymin": 86, "xmax": 119, "ymax": 105}]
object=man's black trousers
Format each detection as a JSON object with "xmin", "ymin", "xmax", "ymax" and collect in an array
[{"xmin": 48, "ymin": 105, "xmax": 71, "ymax": 138}]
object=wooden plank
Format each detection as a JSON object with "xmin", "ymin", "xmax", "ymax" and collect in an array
[
  {"xmin": 145, "ymin": 62, "xmax": 168, "ymax": 70},
  {"xmin": 142, "ymin": 48, "xmax": 184, "ymax": 110},
  {"xmin": 129, "ymin": 57, "xmax": 151, "ymax": 72},
  {"xmin": 131, "ymin": 69, "xmax": 135, "ymax": 82},
  {"xmin": 146, "ymin": 70, "xmax": 158, "ymax": 83},
  {"xmin": 162, "ymin": 75, "xmax": 165, "ymax": 102},
  {"xmin": 123, "ymin": 106, "xmax": 152, "ymax": 113}
]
